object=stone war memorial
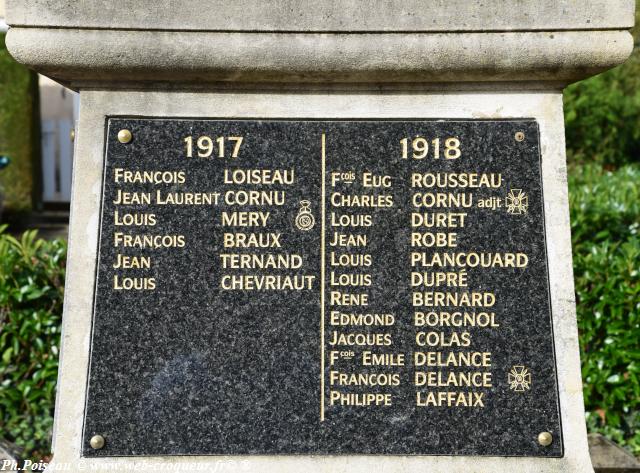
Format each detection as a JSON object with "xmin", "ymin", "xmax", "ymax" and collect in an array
[{"xmin": 4, "ymin": 1, "xmax": 635, "ymax": 472}]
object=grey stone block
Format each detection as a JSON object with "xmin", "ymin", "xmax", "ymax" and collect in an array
[
  {"xmin": 4, "ymin": 1, "xmax": 635, "ymax": 89},
  {"xmin": 5, "ymin": 0, "xmax": 635, "ymax": 32},
  {"xmin": 590, "ymin": 434, "xmax": 640, "ymax": 473},
  {"xmin": 0, "ymin": 440, "xmax": 19, "ymax": 473},
  {"xmin": 5, "ymin": 29, "xmax": 634, "ymax": 89}
]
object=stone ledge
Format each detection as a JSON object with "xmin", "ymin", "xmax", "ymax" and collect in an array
[
  {"xmin": 589, "ymin": 434, "xmax": 640, "ymax": 473},
  {"xmin": 5, "ymin": 28, "xmax": 634, "ymax": 89}
]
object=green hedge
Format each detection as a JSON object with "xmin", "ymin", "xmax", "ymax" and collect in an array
[
  {"xmin": 564, "ymin": 67, "xmax": 640, "ymax": 167},
  {"xmin": 0, "ymin": 227, "xmax": 65, "ymax": 460},
  {"xmin": 569, "ymin": 164, "xmax": 640, "ymax": 455},
  {"xmin": 563, "ymin": 0, "xmax": 640, "ymax": 169},
  {"xmin": 0, "ymin": 34, "xmax": 39, "ymax": 213},
  {"xmin": 562, "ymin": 1, "xmax": 640, "ymax": 455}
]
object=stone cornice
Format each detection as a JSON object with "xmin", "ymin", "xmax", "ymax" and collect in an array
[{"xmin": 5, "ymin": 28, "xmax": 634, "ymax": 90}]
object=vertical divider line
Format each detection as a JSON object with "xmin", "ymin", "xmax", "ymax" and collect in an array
[{"xmin": 320, "ymin": 133, "xmax": 326, "ymax": 422}]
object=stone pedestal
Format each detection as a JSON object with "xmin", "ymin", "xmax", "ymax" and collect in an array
[{"xmin": 5, "ymin": 2, "xmax": 634, "ymax": 472}]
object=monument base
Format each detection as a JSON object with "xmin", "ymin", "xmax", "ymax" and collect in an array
[{"xmin": 49, "ymin": 88, "xmax": 592, "ymax": 473}]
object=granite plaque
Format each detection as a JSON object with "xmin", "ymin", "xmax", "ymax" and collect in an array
[{"xmin": 83, "ymin": 118, "xmax": 562, "ymax": 457}]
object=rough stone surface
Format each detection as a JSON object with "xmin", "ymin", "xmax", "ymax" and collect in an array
[
  {"xmin": 45, "ymin": 90, "xmax": 593, "ymax": 472},
  {"xmin": 5, "ymin": 0, "xmax": 635, "ymax": 31},
  {"xmin": 589, "ymin": 434, "xmax": 640, "ymax": 473},
  {"xmin": 4, "ymin": 0, "xmax": 634, "ymax": 89},
  {"xmin": 0, "ymin": 440, "xmax": 19, "ymax": 473},
  {"xmin": 5, "ymin": 29, "xmax": 634, "ymax": 88}
]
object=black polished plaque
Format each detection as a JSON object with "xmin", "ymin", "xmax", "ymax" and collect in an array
[{"xmin": 83, "ymin": 118, "xmax": 562, "ymax": 457}]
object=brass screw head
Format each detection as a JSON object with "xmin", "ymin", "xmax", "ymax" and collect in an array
[
  {"xmin": 69, "ymin": 129, "xmax": 75, "ymax": 142},
  {"xmin": 117, "ymin": 129, "xmax": 133, "ymax": 144},
  {"xmin": 90, "ymin": 434, "xmax": 105, "ymax": 449},
  {"xmin": 515, "ymin": 131, "xmax": 525, "ymax": 142},
  {"xmin": 538, "ymin": 431, "xmax": 553, "ymax": 446}
]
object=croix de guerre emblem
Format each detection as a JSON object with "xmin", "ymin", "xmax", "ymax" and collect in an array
[
  {"xmin": 508, "ymin": 365, "xmax": 532, "ymax": 392},
  {"xmin": 506, "ymin": 189, "xmax": 529, "ymax": 215}
]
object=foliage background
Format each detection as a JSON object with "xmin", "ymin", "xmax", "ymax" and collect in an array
[
  {"xmin": 563, "ymin": 5, "xmax": 640, "ymax": 456},
  {"xmin": 0, "ymin": 5, "xmax": 639, "ymax": 463},
  {"xmin": 0, "ymin": 33, "xmax": 39, "ymax": 213},
  {"xmin": 0, "ymin": 228, "xmax": 64, "ymax": 460}
]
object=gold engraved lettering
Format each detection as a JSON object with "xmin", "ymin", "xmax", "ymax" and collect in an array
[
  {"xmin": 114, "ymin": 168, "xmax": 185, "ymax": 184},
  {"xmin": 330, "ymin": 192, "xmax": 393, "ymax": 208},
  {"xmin": 220, "ymin": 274, "xmax": 315, "ymax": 290},
  {"xmin": 224, "ymin": 190, "xmax": 285, "ymax": 206},
  {"xmin": 114, "ymin": 210, "xmax": 156, "ymax": 226},
  {"xmin": 113, "ymin": 233, "xmax": 185, "ymax": 249},
  {"xmin": 156, "ymin": 190, "xmax": 220, "ymax": 205},
  {"xmin": 113, "ymin": 190, "xmax": 151, "ymax": 205},
  {"xmin": 416, "ymin": 391, "xmax": 484, "ymax": 407},
  {"xmin": 330, "ymin": 212, "xmax": 372, "ymax": 227},
  {"xmin": 362, "ymin": 172, "xmax": 392, "ymax": 188},
  {"xmin": 362, "ymin": 351, "xmax": 405, "ymax": 366},
  {"xmin": 223, "ymin": 232, "xmax": 281, "ymax": 248},
  {"xmin": 411, "ymin": 252, "xmax": 528, "ymax": 268},
  {"xmin": 113, "ymin": 275, "xmax": 156, "ymax": 290},
  {"xmin": 412, "ymin": 192, "xmax": 473, "ymax": 208},
  {"xmin": 330, "ymin": 391, "xmax": 392, "ymax": 406},
  {"xmin": 411, "ymin": 232, "xmax": 457, "ymax": 248},
  {"xmin": 221, "ymin": 211, "xmax": 270, "ymax": 227},
  {"xmin": 411, "ymin": 271, "xmax": 468, "ymax": 287},
  {"xmin": 329, "ymin": 371, "xmax": 400, "ymax": 387},
  {"xmin": 414, "ymin": 371, "xmax": 492, "ymax": 388},
  {"xmin": 329, "ymin": 331, "xmax": 392, "ymax": 346},
  {"xmin": 477, "ymin": 197, "xmax": 503, "ymax": 210},
  {"xmin": 415, "ymin": 331, "xmax": 472, "ymax": 347},
  {"xmin": 413, "ymin": 351, "xmax": 492, "ymax": 367},
  {"xmin": 411, "ymin": 212, "xmax": 467, "ymax": 228},
  {"xmin": 329, "ymin": 291, "xmax": 369, "ymax": 306},
  {"xmin": 329, "ymin": 232, "xmax": 368, "ymax": 247},
  {"xmin": 113, "ymin": 254, "xmax": 151, "ymax": 269},
  {"xmin": 329, "ymin": 272, "xmax": 372, "ymax": 287},
  {"xmin": 411, "ymin": 172, "xmax": 501, "ymax": 189},
  {"xmin": 330, "ymin": 252, "xmax": 372, "ymax": 267},
  {"xmin": 412, "ymin": 292, "xmax": 495, "ymax": 307},
  {"xmin": 219, "ymin": 253, "xmax": 302, "ymax": 269},
  {"xmin": 414, "ymin": 311, "xmax": 499, "ymax": 328},
  {"xmin": 223, "ymin": 168, "xmax": 294, "ymax": 185},
  {"xmin": 329, "ymin": 311, "xmax": 395, "ymax": 326}
]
